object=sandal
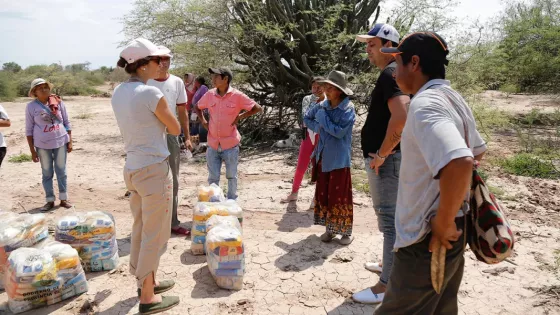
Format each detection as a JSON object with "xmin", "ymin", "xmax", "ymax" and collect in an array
[
  {"xmin": 139, "ymin": 295, "xmax": 180, "ymax": 315},
  {"xmin": 40, "ymin": 202, "xmax": 55, "ymax": 212},
  {"xmin": 320, "ymin": 232, "xmax": 335, "ymax": 243},
  {"xmin": 171, "ymin": 226, "xmax": 191, "ymax": 236},
  {"xmin": 137, "ymin": 280, "xmax": 175, "ymax": 296},
  {"xmin": 60, "ymin": 200, "xmax": 73, "ymax": 209},
  {"xmin": 280, "ymin": 193, "xmax": 298, "ymax": 204}
]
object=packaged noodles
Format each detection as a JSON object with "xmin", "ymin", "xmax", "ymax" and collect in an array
[
  {"xmin": 197, "ymin": 184, "xmax": 225, "ymax": 202},
  {"xmin": 190, "ymin": 201, "xmax": 242, "ymax": 255},
  {"xmin": 5, "ymin": 241, "xmax": 88, "ymax": 314},
  {"xmin": 0, "ymin": 213, "xmax": 48, "ymax": 290},
  {"xmin": 205, "ymin": 218, "xmax": 244, "ymax": 290},
  {"xmin": 55, "ymin": 211, "xmax": 118, "ymax": 272}
]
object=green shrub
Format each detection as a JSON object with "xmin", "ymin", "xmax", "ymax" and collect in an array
[
  {"xmin": 500, "ymin": 153, "xmax": 559, "ymax": 179},
  {"xmin": 0, "ymin": 71, "xmax": 17, "ymax": 101},
  {"xmin": 9, "ymin": 153, "xmax": 32, "ymax": 163}
]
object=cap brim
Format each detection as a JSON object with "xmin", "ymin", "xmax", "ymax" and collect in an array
[
  {"xmin": 208, "ymin": 68, "xmax": 221, "ymax": 75},
  {"xmin": 356, "ymin": 35, "xmax": 375, "ymax": 43},
  {"xmin": 150, "ymin": 47, "xmax": 172, "ymax": 57},
  {"xmin": 316, "ymin": 80, "xmax": 354, "ymax": 96},
  {"xmin": 380, "ymin": 47, "xmax": 402, "ymax": 55}
]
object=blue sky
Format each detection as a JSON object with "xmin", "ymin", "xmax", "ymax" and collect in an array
[{"xmin": 0, "ymin": 0, "xmax": 503, "ymax": 70}]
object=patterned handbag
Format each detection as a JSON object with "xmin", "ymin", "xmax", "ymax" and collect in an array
[{"xmin": 439, "ymin": 86, "xmax": 515, "ymax": 264}]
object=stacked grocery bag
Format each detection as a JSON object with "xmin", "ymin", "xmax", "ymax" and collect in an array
[
  {"xmin": 191, "ymin": 200, "xmax": 242, "ymax": 255},
  {"xmin": 55, "ymin": 211, "xmax": 118, "ymax": 272},
  {"xmin": 205, "ymin": 215, "xmax": 244, "ymax": 290},
  {"xmin": 5, "ymin": 240, "xmax": 88, "ymax": 314},
  {"xmin": 0, "ymin": 212, "xmax": 49, "ymax": 291}
]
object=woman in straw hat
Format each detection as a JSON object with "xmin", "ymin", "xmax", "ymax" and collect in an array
[
  {"xmin": 111, "ymin": 38, "xmax": 181, "ymax": 314},
  {"xmin": 25, "ymin": 78, "xmax": 73, "ymax": 212},
  {"xmin": 304, "ymin": 70, "xmax": 356, "ymax": 245}
]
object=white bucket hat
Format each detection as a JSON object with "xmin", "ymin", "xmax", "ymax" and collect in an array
[
  {"xmin": 120, "ymin": 38, "xmax": 171, "ymax": 64},
  {"xmin": 28, "ymin": 78, "xmax": 53, "ymax": 98}
]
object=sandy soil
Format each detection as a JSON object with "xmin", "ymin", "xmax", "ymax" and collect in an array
[{"xmin": 0, "ymin": 94, "xmax": 559, "ymax": 315}]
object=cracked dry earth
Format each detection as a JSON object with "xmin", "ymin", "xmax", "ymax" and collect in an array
[{"xmin": 0, "ymin": 96, "xmax": 560, "ymax": 315}]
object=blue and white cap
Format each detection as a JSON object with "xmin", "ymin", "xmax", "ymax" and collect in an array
[{"xmin": 356, "ymin": 23, "xmax": 400, "ymax": 44}]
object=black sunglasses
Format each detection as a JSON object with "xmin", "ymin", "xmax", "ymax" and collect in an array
[{"xmin": 144, "ymin": 56, "xmax": 161, "ymax": 64}]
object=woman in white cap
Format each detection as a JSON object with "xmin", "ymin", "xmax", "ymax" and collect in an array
[
  {"xmin": 304, "ymin": 70, "xmax": 356, "ymax": 245},
  {"xmin": 111, "ymin": 38, "xmax": 181, "ymax": 314},
  {"xmin": 25, "ymin": 78, "xmax": 73, "ymax": 212}
]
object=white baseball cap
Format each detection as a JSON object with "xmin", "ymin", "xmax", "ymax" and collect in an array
[
  {"xmin": 120, "ymin": 38, "xmax": 171, "ymax": 64},
  {"xmin": 356, "ymin": 23, "xmax": 400, "ymax": 44},
  {"xmin": 157, "ymin": 45, "xmax": 173, "ymax": 58}
]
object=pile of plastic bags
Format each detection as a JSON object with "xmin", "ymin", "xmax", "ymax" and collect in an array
[
  {"xmin": 55, "ymin": 211, "xmax": 118, "ymax": 272},
  {"xmin": 4, "ymin": 240, "xmax": 88, "ymax": 314},
  {"xmin": 191, "ymin": 200, "xmax": 242, "ymax": 255},
  {"xmin": 0, "ymin": 212, "xmax": 49, "ymax": 291},
  {"xmin": 205, "ymin": 215, "xmax": 244, "ymax": 290}
]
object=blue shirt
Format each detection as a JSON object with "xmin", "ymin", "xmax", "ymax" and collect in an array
[{"xmin": 304, "ymin": 97, "xmax": 356, "ymax": 172}]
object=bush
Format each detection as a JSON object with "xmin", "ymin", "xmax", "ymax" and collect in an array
[
  {"xmin": 500, "ymin": 153, "xmax": 559, "ymax": 179},
  {"xmin": 9, "ymin": 153, "xmax": 32, "ymax": 163},
  {"xmin": 0, "ymin": 71, "xmax": 17, "ymax": 101}
]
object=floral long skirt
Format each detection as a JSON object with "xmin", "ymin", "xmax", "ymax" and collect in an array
[{"xmin": 312, "ymin": 159, "xmax": 353, "ymax": 236}]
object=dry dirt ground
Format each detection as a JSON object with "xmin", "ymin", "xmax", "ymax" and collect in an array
[{"xmin": 0, "ymin": 92, "xmax": 559, "ymax": 315}]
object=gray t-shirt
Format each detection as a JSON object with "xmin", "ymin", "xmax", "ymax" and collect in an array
[
  {"xmin": 111, "ymin": 82, "xmax": 168, "ymax": 170},
  {"xmin": 394, "ymin": 79, "xmax": 487, "ymax": 249}
]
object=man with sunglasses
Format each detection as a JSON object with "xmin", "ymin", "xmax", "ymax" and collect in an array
[
  {"xmin": 374, "ymin": 32, "xmax": 487, "ymax": 314},
  {"xmin": 148, "ymin": 46, "xmax": 193, "ymax": 236},
  {"xmin": 194, "ymin": 68, "xmax": 262, "ymax": 200},
  {"xmin": 352, "ymin": 23, "xmax": 410, "ymax": 305}
]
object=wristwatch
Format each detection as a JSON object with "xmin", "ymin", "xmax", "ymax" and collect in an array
[{"xmin": 376, "ymin": 150, "xmax": 387, "ymax": 159}]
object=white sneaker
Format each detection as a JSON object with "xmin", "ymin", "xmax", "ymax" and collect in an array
[
  {"xmin": 352, "ymin": 288, "xmax": 385, "ymax": 304},
  {"xmin": 365, "ymin": 262, "xmax": 383, "ymax": 273}
]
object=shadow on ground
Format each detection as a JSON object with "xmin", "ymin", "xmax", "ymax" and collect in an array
[
  {"xmin": 274, "ymin": 234, "xmax": 340, "ymax": 272},
  {"xmin": 191, "ymin": 265, "xmax": 234, "ymax": 299}
]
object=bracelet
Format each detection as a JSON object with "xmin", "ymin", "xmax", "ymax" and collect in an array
[{"xmin": 376, "ymin": 150, "xmax": 387, "ymax": 159}]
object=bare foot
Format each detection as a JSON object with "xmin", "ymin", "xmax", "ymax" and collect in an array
[{"xmin": 370, "ymin": 282, "xmax": 387, "ymax": 294}]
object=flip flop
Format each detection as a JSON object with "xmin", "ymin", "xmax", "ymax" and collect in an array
[{"xmin": 139, "ymin": 296, "xmax": 180, "ymax": 315}]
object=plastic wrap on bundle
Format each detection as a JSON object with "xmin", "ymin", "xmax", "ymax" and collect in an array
[
  {"xmin": 197, "ymin": 183, "xmax": 225, "ymax": 202},
  {"xmin": 0, "ymin": 213, "xmax": 49, "ymax": 290},
  {"xmin": 5, "ymin": 243, "xmax": 88, "ymax": 314},
  {"xmin": 55, "ymin": 211, "xmax": 115, "ymax": 245},
  {"xmin": 190, "ymin": 201, "xmax": 243, "ymax": 255},
  {"xmin": 205, "ymin": 224, "xmax": 244, "ymax": 290},
  {"xmin": 55, "ymin": 211, "xmax": 118, "ymax": 272},
  {"xmin": 206, "ymin": 215, "xmax": 242, "ymax": 233}
]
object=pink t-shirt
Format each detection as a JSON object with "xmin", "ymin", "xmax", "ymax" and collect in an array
[{"xmin": 197, "ymin": 87, "xmax": 256, "ymax": 150}]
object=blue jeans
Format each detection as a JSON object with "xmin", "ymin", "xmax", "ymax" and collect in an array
[
  {"xmin": 37, "ymin": 145, "xmax": 68, "ymax": 202},
  {"xmin": 207, "ymin": 145, "xmax": 239, "ymax": 200},
  {"xmin": 365, "ymin": 151, "xmax": 401, "ymax": 285}
]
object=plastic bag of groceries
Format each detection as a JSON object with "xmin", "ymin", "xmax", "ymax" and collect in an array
[
  {"xmin": 55, "ymin": 211, "xmax": 118, "ymax": 272},
  {"xmin": 5, "ymin": 242, "xmax": 88, "ymax": 314},
  {"xmin": 0, "ymin": 213, "xmax": 49, "ymax": 290},
  {"xmin": 197, "ymin": 184, "xmax": 225, "ymax": 202},
  {"xmin": 191, "ymin": 201, "xmax": 243, "ymax": 255},
  {"xmin": 206, "ymin": 215, "xmax": 242, "ymax": 233},
  {"xmin": 205, "ymin": 223, "xmax": 244, "ymax": 290}
]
